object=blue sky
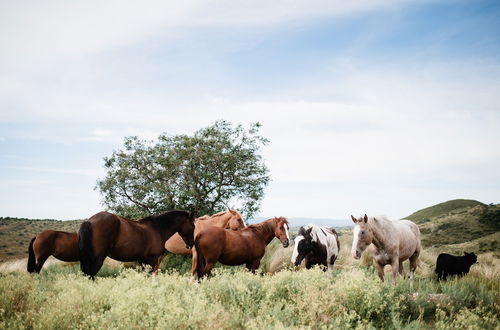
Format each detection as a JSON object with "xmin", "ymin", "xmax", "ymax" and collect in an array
[{"xmin": 1, "ymin": 0, "xmax": 499, "ymax": 220}]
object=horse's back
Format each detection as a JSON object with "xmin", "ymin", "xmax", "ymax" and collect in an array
[
  {"xmin": 394, "ymin": 219, "xmax": 420, "ymax": 239},
  {"xmin": 392, "ymin": 219, "xmax": 421, "ymax": 258}
]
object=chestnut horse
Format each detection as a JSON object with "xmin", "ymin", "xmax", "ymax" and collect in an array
[
  {"xmin": 164, "ymin": 209, "xmax": 246, "ymax": 276},
  {"xmin": 194, "ymin": 217, "xmax": 290, "ymax": 279},
  {"xmin": 79, "ymin": 210, "xmax": 195, "ymax": 279},
  {"xmin": 351, "ymin": 214, "xmax": 421, "ymax": 282},
  {"xmin": 27, "ymin": 230, "xmax": 79, "ymax": 273}
]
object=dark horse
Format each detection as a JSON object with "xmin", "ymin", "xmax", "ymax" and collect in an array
[
  {"xmin": 27, "ymin": 230, "xmax": 79, "ymax": 273},
  {"xmin": 79, "ymin": 210, "xmax": 195, "ymax": 279},
  {"xmin": 194, "ymin": 217, "xmax": 290, "ymax": 279}
]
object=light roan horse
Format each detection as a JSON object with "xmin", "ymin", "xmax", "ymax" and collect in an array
[
  {"xmin": 79, "ymin": 210, "xmax": 195, "ymax": 279},
  {"xmin": 164, "ymin": 209, "xmax": 246, "ymax": 276},
  {"xmin": 351, "ymin": 214, "xmax": 421, "ymax": 282},
  {"xmin": 194, "ymin": 217, "xmax": 290, "ymax": 279},
  {"xmin": 27, "ymin": 230, "xmax": 79, "ymax": 273},
  {"xmin": 291, "ymin": 224, "xmax": 340, "ymax": 271}
]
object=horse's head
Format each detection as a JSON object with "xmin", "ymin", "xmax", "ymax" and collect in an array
[
  {"xmin": 274, "ymin": 217, "xmax": 290, "ymax": 248},
  {"xmin": 227, "ymin": 209, "xmax": 247, "ymax": 230},
  {"xmin": 178, "ymin": 211, "xmax": 196, "ymax": 249},
  {"xmin": 351, "ymin": 214, "xmax": 373, "ymax": 260},
  {"xmin": 291, "ymin": 226, "xmax": 313, "ymax": 266}
]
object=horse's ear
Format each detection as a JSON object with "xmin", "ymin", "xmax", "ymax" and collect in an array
[
  {"xmin": 351, "ymin": 215, "xmax": 357, "ymax": 223},
  {"xmin": 363, "ymin": 214, "xmax": 368, "ymax": 223},
  {"xmin": 229, "ymin": 209, "xmax": 236, "ymax": 215},
  {"xmin": 305, "ymin": 227, "xmax": 313, "ymax": 237}
]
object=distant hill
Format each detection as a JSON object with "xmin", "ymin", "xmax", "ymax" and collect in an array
[
  {"xmin": 405, "ymin": 199, "xmax": 485, "ymax": 224},
  {"xmin": 249, "ymin": 217, "xmax": 352, "ymax": 229}
]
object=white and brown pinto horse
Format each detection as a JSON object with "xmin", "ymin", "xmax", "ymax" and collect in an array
[
  {"xmin": 351, "ymin": 214, "xmax": 421, "ymax": 282},
  {"xmin": 164, "ymin": 209, "xmax": 246, "ymax": 275},
  {"xmin": 291, "ymin": 224, "xmax": 340, "ymax": 271}
]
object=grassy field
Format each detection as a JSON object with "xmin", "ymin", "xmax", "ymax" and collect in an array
[
  {"xmin": 0, "ymin": 200, "xmax": 499, "ymax": 328},
  {"xmin": 1, "ymin": 254, "xmax": 498, "ymax": 329}
]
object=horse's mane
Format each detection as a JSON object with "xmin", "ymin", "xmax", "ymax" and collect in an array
[
  {"xmin": 211, "ymin": 209, "xmax": 241, "ymax": 218},
  {"xmin": 143, "ymin": 210, "xmax": 191, "ymax": 227},
  {"xmin": 211, "ymin": 210, "xmax": 228, "ymax": 217},
  {"xmin": 368, "ymin": 215, "xmax": 394, "ymax": 229},
  {"xmin": 249, "ymin": 217, "xmax": 288, "ymax": 233}
]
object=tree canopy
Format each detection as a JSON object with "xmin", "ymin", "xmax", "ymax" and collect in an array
[{"xmin": 96, "ymin": 120, "xmax": 270, "ymax": 219}]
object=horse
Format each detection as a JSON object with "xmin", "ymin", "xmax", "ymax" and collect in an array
[
  {"xmin": 78, "ymin": 210, "xmax": 195, "ymax": 279},
  {"xmin": 351, "ymin": 214, "xmax": 421, "ymax": 282},
  {"xmin": 291, "ymin": 224, "xmax": 340, "ymax": 271},
  {"xmin": 27, "ymin": 230, "xmax": 79, "ymax": 273},
  {"xmin": 194, "ymin": 217, "xmax": 290, "ymax": 279},
  {"xmin": 164, "ymin": 209, "xmax": 246, "ymax": 276}
]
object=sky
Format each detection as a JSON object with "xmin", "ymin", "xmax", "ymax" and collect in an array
[{"xmin": 1, "ymin": 0, "xmax": 499, "ymax": 221}]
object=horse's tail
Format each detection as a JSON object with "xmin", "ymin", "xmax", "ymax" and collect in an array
[
  {"xmin": 194, "ymin": 236, "xmax": 205, "ymax": 280},
  {"xmin": 27, "ymin": 237, "xmax": 36, "ymax": 273},
  {"xmin": 78, "ymin": 222, "xmax": 95, "ymax": 278}
]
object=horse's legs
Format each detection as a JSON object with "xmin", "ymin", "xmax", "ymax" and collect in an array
[
  {"xmin": 247, "ymin": 259, "xmax": 261, "ymax": 274},
  {"xmin": 391, "ymin": 260, "xmax": 399, "ymax": 282},
  {"xmin": 398, "ymin": 262, "xmax": 404, "ymax": 277},
  {"xmin": 35, "ymin": 255, "xmax": 49, "ymax": 273},
  {"xmin": 191, "ymin": 248, "xmax": 198, "ymax": 277},
  {"xmin": 374, "ymin": 261, "xmax": 385, "ymax": 282},
  {"xmin": 328, "ymin": 254, "xmax": 337, "ymax": 271},
  {"xmin": 152, "ymin": 252, "xmax": 168, "ymax": 275},
  {"xmin": 409, "ymin": 251, "xmax": 419, "ymax": 280}
]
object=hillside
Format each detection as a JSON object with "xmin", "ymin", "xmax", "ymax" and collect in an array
[
  {"xmin": 406, "ymin": 200, "xmax": 499, "ymax": 253},
  {"xmin": 1, "ymin": 199, "xmax": 498, "ymax": 262},
  {"xmin": 0, "ymin": 217, "xmax": 83, "ymax": 262},
  {"xmin": 405, "ymin": 199, "xmax": 485, "ymax": 224}
]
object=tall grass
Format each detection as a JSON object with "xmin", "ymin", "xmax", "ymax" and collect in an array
[
  {"xmin": 0, "ymin": 266, "xmax": 498, "ymax": 329},
  {"xmin": 1, "ymin": 228, "xmax": 498, "ymax": 329}
]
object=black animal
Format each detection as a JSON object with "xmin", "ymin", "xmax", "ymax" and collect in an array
[{"xmin": 435, "ymin": 252, "xmax": 477, "ymax": 280}]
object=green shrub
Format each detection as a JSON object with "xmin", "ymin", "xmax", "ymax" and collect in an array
[{"xmin": 0, "ymin": 265, "xmax": 498, "ymax": 329}]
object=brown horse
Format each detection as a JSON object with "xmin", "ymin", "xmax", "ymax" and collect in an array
[
  {"xmin": 194, "ymin": 217, "xmax": 290, "ymax": 279},
  {"xmin": 351, "ymin": 214, "xmax": 421, "ymax": 282},
  {"xmin": 27, "ymin": 230, "xmax": 79, "ymax": 273},
  {"xmin": 164, "ymin": 209, "xmax": 246, "ymax": 275},
  {"xmin": 79, "ymin": 210, "xmax": 195, "ymax": 279}
]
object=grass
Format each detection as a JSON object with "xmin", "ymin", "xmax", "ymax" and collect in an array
[
  {"xmin": 0, "ymin": 265, "xmax": 498, "ymax": 329},
  {"xmin": 405, "ymin": 199, "xmax": 484, "ymax": 224}
]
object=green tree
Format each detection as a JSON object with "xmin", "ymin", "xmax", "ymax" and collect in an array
[{"xmin": 96, "ymin": 120, "xmax": 270, "ymax": 219}]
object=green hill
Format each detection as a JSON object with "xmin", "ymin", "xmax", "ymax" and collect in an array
[
  {"xmin": 405, "ymin": 199, "xmax": 485, "ymax": 224},
  {"xmin": 411, "ymin": 201, "xmax": 499, "ymax": 253}
]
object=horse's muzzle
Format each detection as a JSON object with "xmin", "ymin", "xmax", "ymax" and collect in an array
[
  {"xmin": 352, "ymin": 249, "xmax": 362, "ymax": 259},
  {"xmin": 282, "ymin": 239, "xmax": 289, "ymax": 248}
]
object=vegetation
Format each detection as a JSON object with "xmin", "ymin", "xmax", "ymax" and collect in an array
[
  {"xmin": 96, "ymin": 120, "xmax": 270, "ymax": 219},
  {"xmin": 1, "ymin": 199, "xmax": 499, "ymax": 328},
  {"xmin": 0, "ymin": 259, "xmax": 498, "ymax": 329},
  {"xmin": 405, "ymin": 199, "xmax": 484, "ymax": 224}
]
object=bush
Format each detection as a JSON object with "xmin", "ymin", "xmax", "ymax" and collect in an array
[{"xmin": 1, "ymin": 266, "xmax": 498, "ymax": 329}]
